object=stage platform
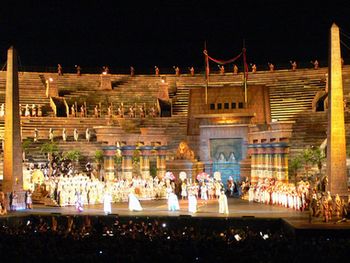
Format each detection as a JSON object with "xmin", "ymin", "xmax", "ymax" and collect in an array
[{"xmin": 5, "ymin": 198, "xmax": 350, "ymax": 231}]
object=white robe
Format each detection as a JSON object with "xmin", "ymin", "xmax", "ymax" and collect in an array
[
  {"xmin": 128, "ymin": 193, "xmax": 143, "ymax": 211},
  {"xmin": 103, "ymin": 193, "xmax": 112, "ymax": 214},
  {"xmin": 219, "ymin": 193, "xmax": 229, "ymax": 214},
  {"xmin": 188, "ymin": 194, "xmax": 197, "ymax": 213},
  {"xmin": 168, "ymin": 193, "xmax": 180, "ymax": 211}
]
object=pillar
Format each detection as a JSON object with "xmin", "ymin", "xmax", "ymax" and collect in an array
[
  {"xmin": 102, "ymin": 146, "xmax": 117, "ymax": 181},
  {"xmin": 139, "ymin": 146, "xmax": 153, "ymax": 179},
  {"xmin": 121, "ymin": 145, "xmax": 136, "ymax": 181},
  {"xmin": 155, "ymin": 145, "xmax": 167, "ymax": 179},
  {"xmin": 3, "ymin": 47, "xmax": 25, "ymax": 209},
  {"xmin": 248, "ymin": 145, "xmax": 258, "ymax": 184},
  {"xmin": 327, "ymin": 23, "xmax": 348, "ymax": 196}
]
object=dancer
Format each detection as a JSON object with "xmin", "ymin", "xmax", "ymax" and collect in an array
[
  {"xmin": 188, "ymin": 187, "xmax": 197, "ymax": 213},
  {"xmin": 218, "ymin": 191, "xmax": 229, "ymax": 214},
  {"xmin": 128, "ymin": 189, "xmax": 143, "ymax": 211},
  {"xmin": 168, "ymin": 190, "xmax": 180, "ymax": 211},
  {"xmin": 103, "ymin": 191, "xmax": 112, "ymax": 215},
  {"xmin": 75, "ymin": 191, "xmax": 84, "ymax": 212}
]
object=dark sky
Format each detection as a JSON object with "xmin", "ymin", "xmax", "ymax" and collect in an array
[{"xmin": 1, "ymin": 0, "xmax": 350, "ymax": 72}]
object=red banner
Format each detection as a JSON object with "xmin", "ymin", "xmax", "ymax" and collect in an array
[{"xmin": 203, "ymin": 50, "xmax": 242, "ymax": 65}]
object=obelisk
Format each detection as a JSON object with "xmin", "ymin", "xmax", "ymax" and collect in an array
[
  {"xmin": 326, "ymin": 23, "xmax": 348, "ymax": 196},
  {"xmin": 3, "ymin": 47, "xmax": 23, "ymax": 196}
]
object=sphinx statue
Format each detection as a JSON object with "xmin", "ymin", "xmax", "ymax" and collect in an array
[{"xmin": 175, "ymin": 141, "xmax": 195, "ymax": 161}]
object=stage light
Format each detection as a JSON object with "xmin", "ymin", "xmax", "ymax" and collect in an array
[
  {"xmin": 162, "ymin": 223, "xmax": 166, "ymax": 227},
  {"xmin": 49, "ymin": 78, "xmax": 53, "ymax": 82}
]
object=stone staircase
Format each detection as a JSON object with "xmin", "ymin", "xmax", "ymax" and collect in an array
[{"xmin": 0, "ymin": 71, "xmax": 53, "ymax": 116}]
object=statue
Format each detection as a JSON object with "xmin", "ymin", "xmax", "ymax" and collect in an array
[
  {"xmin": 251, "ymin": 64, "xmax": 257, "ymax": 73},
  {"xmin": 155, "ymin": 66, "xmax": 160, "ymax": 76},
  {"xmin": 49, "ymin": 128, "xmax": 54, "ymax": 142},
  {"xmin": 80, "ymin": 105, "xmax": 85, "ymax": 117},
  {"xmin": 73, "ymin": 128, "xmax": 79, "ymax": 141},
  {"xmin": 108, "ymin": 104, "xmax": 113, "ymax": 118},
  {"xmin": 117, "ymin": 103, "xmax": 124, "ymax": 117},
  {"xmin": 189, "ymin": 66, "xmax": 195, "ymax": 76},
  {"xmin": 233, "ymin": 64, "xmax": 238, "ymax": 74},
  {"xmin": 94, "ymin": 105, "xmax": 99, "ymax": 118},
  {"xmin": 139, "ymin": 104, "xmax": 145, "ymax": 118},
  {"xmin": 218, "ymin": 153, "xmax": 226, "ymax": 162},
  {"xmin": 32, "ymin": 104, "xmax": 37, "ymax": 117},
  {"xmin": 175, "ymin": 141, "xmax": 195, "ymax": 160},
  {"xmin": 37, "ymin": 105, "xmax": 42, "ymax": 117},
  {"xmin": 85, "ymin": 128, "xmax": 91, "ymax": 142},
  {"xmin": 0, "ymin": 103, "xmax": 4, "ymax": 117},
  {"xmin": 290, "ymin": 60, "xmax": 297, "ymax": 71},
  {"xmin": 62, "ymin": 128, "xmax": 67, "ymax": 142},
  {"xmin": 219, "ymin": 65, "xmax": 225, "ymax": 75},
  {"xmin": 34, "ymin": 128, "xmax": 39, "ymax": 142},
  {"xmin": 71, "ymin": 104, "xmax": 76, "ymax": 117},
  {"xmin": 268, "ymin": 62, "xmax": 274, "ymax": 72},
  {"xmin": 25, "ymin": 104, "xmax": 30, "ymax": 117},
  {"xmin": 58, "ymin": 64, "xmax": 63, "ymax": 76}
]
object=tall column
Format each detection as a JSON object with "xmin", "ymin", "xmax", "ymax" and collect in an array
[
  {"xmin": 102, "ymin": 146, "xmax": 116, "ymax": 181},
  {"xmin": 155, "ymin": 145, "xmax": 167, "ymax": 179},
  {"xmin": 121, "ymin": 146, "xmax": 136, "ymax": 181},
  {"xmin": 327, "ymin": 23, "xmax": 348, "ymax": 196},
  {"xmin": 139, "ymin": 146, "xmax": 153, "ymax": 179},
  {"xmin": 3, "ymin": 47, "xmax": 24, "ymax": 208},
  {"xmin": 248, "ymin": 145, "xmax": 258, "ymax": 184}
]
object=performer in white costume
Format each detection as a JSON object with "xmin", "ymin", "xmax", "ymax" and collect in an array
[
  {"xmin": 103, "ymin": 191, "xmax": 112, "ymax": 215},
  {"xmin": 188, "ymin": 187, "xmax": 197, "ymax": 213},
  {"xmin": 218, "ymin": 191, "xmax": 229, "ymax": 214},
  {"xmin": 168, "ymin": 191, "xmax": 180, "ymax": 211},
  {"xmin": 128, "ymin": 190, "xmax": 143, "ymax": 211}
]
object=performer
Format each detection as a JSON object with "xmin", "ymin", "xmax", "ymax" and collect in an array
[
  {"xmin": 181, "ymin": 181, "xmax": 187, "ymax": 200},
  {"xmin": 25, "ymin": 190, "xmax": 33, "ymax": 209},
  {"xmin": 218, "ymin": 191, "xmax": 229, "ymax": 214},
  {"xmin": 128, "ymin": 190, "xmax": 143, "ymax": 211},
  {"xmin": 168, "ymin": 190, "xmax": 180, "ymax": 211},
  {"xmin": 103, "ymin": 191, "xmax": 112, "ymax": 215},
  {"xmin": 188, "ymin": 187, "xmax": 197, "ymax": 213},
  {"xmin": 75, "ymin": 191, "xmax": 84, "ymax": 212}
]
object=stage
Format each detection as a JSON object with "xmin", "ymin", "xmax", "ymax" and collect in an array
[{"xmin": 5, "ymin": 198, "xmax": 349, "ymax": 230}]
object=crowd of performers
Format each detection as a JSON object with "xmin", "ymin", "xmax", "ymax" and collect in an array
[
  {"xmin": 23, "ymin": 161, "xmax": 230, "ymax": 214},
  {"xmin": 243, "ymin": 178, "xmax": 311, "ymax": 211},
  {"xmin": 241, "ymin": 177, "xmax": 349, "ymax": 222},
  {"xmin": 5, "ymin": 158, "xmax": 349, "ymax": 222}
]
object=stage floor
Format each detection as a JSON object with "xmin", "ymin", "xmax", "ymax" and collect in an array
[{"xmin": 6, "ymin": 198, "xmax": 350, "ymax": 229}]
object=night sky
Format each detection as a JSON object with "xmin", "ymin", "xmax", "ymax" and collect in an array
[{"xmin": 1, "ymin": 1, "xmax": 350, "ymax": 72}]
